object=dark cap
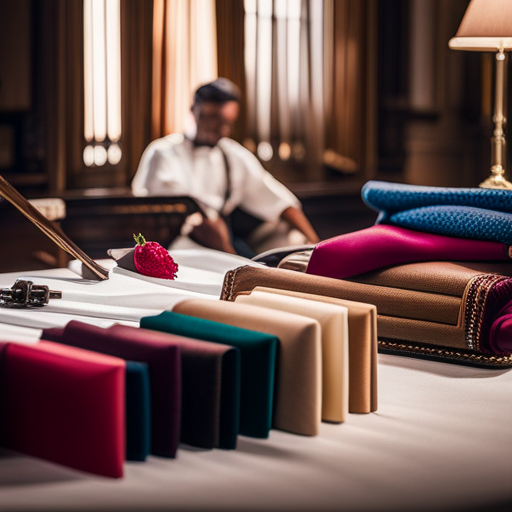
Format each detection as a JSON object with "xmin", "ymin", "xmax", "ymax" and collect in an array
[{"xmin": 193, "ymin": 78, "xmax": 241, "ymax": 104}]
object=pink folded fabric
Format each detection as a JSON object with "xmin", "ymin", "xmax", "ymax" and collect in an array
[
  {"xmin": 0, "ymin": 340, "xmax": 125, "ymax": 478},
  {"xmin": 306, "ymin": 225, "xmax": 511, "ymax": 280}
]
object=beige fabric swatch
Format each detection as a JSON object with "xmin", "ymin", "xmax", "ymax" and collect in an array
[
  {"xmin": 220, "ymin": 266, "xmax": 378, "ymax": 413},
  {"xmin": 251, "ymin": 287, "xmax": 378, "ymax": 414},
  {"xmin": 236, "ymin": 290, "xmax": 349, "ymax": 423}
]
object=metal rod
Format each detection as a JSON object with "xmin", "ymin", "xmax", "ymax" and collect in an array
[{"xmin": 480, "ymin": 49, "xmax": 512, "ymax": 190}]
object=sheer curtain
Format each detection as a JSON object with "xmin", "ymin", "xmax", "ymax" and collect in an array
[
  {"xmin": 242, "ymin": 0, "xmax": 375, "ymax": 182},
  {"xmin": 151, "ymin": 0, "xmax": 218, "ymax": 139}
]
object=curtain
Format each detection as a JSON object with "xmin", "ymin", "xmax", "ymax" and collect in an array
[
  {"xmin": 122, "ymin": 0, "xmax": 153, "ymax": 182},
  {"xmin": 234, "ymin": 0, "xmax": 376, "ymax": 182},
  {"xmin": 324, "ymin": 0, "xmax": 375, "ymax": 177},
  {"xmin": 151, "ymin": 0, "xmax": 218, "ymax": 139}
]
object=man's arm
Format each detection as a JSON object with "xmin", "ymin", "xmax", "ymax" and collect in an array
[
  {"xmin": 280, "ymin": 206, "xmax": 321, "ymax": 244},
  {"xmin": 189, "ymin": 216, "xmax": 237, "ymax": 254}
]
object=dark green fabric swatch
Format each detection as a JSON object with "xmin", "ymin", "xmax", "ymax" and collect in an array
[{"xmin": 140, "ymin": 311, "xmax": 278, "ymax": 438}]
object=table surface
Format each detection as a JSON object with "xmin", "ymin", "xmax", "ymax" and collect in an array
[{"xmin": 0, "ymin": 259, "xmax": 511, "ymax": 512}]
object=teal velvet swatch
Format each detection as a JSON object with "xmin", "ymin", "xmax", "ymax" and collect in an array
[
  {"xmin": 141, "ymin": 311, "xmax": 278, "ymax": 439},
  {"xmin": 125, "ymin": 361, "xmax": 151, "ymax": 461}
]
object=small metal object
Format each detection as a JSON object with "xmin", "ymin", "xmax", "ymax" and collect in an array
[{"xmin": 0, "ymin": 279, "xmax": 62, "ymax": 307}]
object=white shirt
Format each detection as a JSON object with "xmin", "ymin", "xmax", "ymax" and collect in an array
[{"xmin": 131, "ymin": 134, "xmax": 301, "ymax": 221}]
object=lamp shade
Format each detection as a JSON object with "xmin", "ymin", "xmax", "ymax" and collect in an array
[{"xmin": 449, "ymin": 0, "xmax": 512, "ymax": 51}]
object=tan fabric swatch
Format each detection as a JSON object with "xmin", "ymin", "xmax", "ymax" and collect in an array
[{"xmin": 221, "ymin": 266, "xmax": 378, "ymax": 413}]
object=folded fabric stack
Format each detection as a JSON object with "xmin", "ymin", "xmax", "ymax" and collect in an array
[
  {"xmin": 0, "ymin": 252, "xmax": 377, "ymax": 478},
  {"xmin": 298, "ymin": 181, "xmax": 512, "ymax": 367}
]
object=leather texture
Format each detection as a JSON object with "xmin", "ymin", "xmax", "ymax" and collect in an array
[{"xmin": 221, "ymin": 262, "xmax": 512, "ymax": 366}]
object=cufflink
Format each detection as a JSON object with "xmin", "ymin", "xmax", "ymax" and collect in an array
[{"xmin": 0, "ymin": 279, "xmax": 62, "ymax": 307}]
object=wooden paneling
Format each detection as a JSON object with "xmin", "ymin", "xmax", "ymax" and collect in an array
[{"xmin": 0, "ymin": 0, "xmax": 31, "ymax": 112}]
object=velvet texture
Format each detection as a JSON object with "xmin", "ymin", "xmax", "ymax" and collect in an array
[
  {"xmin": 0, "ymin": 340, "xmax": 125, "ymax": 478},
  {"xmin": 125, "ymin": 361, "xmax": 151, "ymax": 461},
  {"xmin": 30, "ymin": 326, "xmax": 150, "ymax": 461},
  {"xmin": 170, "ymin": 299, "xmax": 322, "ymax": 437},
  {"xmin": 141, "ymin": 311, "xmax": 277, "ymax": 439},
  {"xmin": 306, "ymin": 225, "xmax": 509, "ymax": 280},
  {"xmin": 489, "ymin": 301, "xmax": 512, "ymax": 353},
  {"xmin": 44, "ymin": 321, "xmax": 241, "ymax": 450},
  {"xmin": 107, "ymin": 325, "xmax": 240, "ymax": 450},
  {"xmin": 42, "ymin": 321, "xmax": 181, "ymax": 459}
]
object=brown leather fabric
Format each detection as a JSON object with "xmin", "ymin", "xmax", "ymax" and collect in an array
[
  {"xmin": 222, "ymin": 265, "xmax": 461, "ymax": 324},
  {"xmin": 377, "ymin": 316, "xmax": 466, "ymax": 348},
  {"xmin": 347, "ymin": 261, "xmax": 512, "ymax": 296},
  {"xmin": 220, "ymin": 262, "xmax": 512, "ymax": 366}
]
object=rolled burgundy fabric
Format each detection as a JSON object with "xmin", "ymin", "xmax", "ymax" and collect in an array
[
  {"xmin": 489, "ymin": 301, "xmax": 512, "ymax": 354},
  {"xmin": 42, "ymin": 321, "xmax": 181, "ymax": 459},
  {"xmin": 306, "ymin": 225, "xmax": 510, "ymax": 280},
  {"xmin": 0, "ymin": 340, "xmax": 125, "ymax": 478}
]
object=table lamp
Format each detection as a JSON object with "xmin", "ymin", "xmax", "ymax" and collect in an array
[{"xmin": 449, "ymin": 0, "xmax": 512, "ymax": 190}]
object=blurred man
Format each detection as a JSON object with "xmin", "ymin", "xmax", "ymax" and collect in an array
[{"xmin": 132, "ymin": 78, "xmax": 319, "ymax": 257}]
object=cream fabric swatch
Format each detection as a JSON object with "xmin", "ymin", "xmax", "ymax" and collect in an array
[
  {"xmin": 235, "ymin": 290, "xmax": 349, "ymax": 423},
  {"xmin": 251, "ymin": 287, "xmax": 378, "ymax": 414}
]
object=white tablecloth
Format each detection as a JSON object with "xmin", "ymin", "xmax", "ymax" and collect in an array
[{"xmin": 0, "ymin": 253, "xmax": 511, "ymax": 512}]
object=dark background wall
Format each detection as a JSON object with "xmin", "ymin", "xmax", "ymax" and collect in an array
[{"xmin": 0, "ymin": 0, "xmax": 500, "ymax": 272}]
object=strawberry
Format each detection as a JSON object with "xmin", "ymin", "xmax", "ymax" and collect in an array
[{"xmin": 133, "ymin": 233, "xmax": 178, "ymax": 280}]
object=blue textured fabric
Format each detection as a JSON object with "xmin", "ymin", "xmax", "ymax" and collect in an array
[
  {"xmin": 360, "ymin": 180, "xmax": 512, "ymax": 242},
  {"xmin": 362, "ymin": 180, "xmax": 512, "ymax": 217},
  {"xmin": 390, "ymin": 206, "xmax": 512, "ymax": 244}
]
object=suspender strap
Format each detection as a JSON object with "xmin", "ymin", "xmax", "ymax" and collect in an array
[{"xmin": 218, "ymin": 145, "xmax": 231, "ymax": 216}]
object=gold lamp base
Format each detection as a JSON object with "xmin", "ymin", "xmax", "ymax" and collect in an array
[{"xmin": 479, "ymin": 165, "xmax": 512, "ymax": 190}]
